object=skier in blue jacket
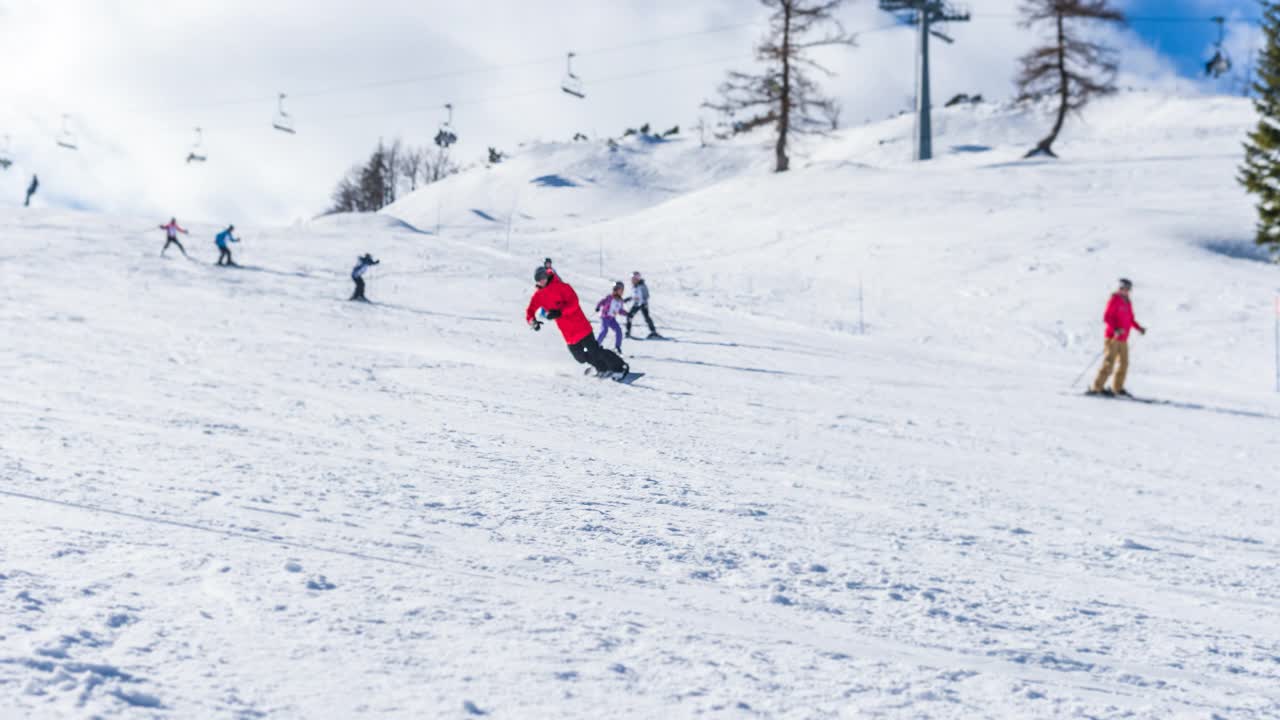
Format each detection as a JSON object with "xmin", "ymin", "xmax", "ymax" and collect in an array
[
  {"xmin": 215, "ymin": 225, "xmax": 239, "ymax": 266},
  {"xmin": 350, "ymin": 254, "xmax": 379, "ymax": 301}
]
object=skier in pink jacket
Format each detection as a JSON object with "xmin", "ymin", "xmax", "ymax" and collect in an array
[
  {"xmin": 595, "ymin": 281, "xmax": 627, "ymax": 353},
  {"xmin": 159, "ymin": 218, "xmax": 189, "ymax": 257},
  {"xmin": 1089, "ymin": 278, "xmax": 1147, "ymax": 397}
]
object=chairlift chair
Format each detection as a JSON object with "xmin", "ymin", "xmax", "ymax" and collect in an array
[
  {"xmin": 55, "ymin": 114, "xmax": 78, "ymax": 150},
  {"xmin": 434, "ymin": 103, "xmax": 458, "ymax": 148},
  {"xmin": 561, "ymin": 52, "xmax": 585, "ymax": 99},
  {"xmin": 273, "ymin": 93, "xmax": 296, "ymax": 134},
  {"xmin": 186, "ymin": 126, "xmax": 208, "ymax": 163},
  {"xmin": 1205, "ymin": 16, "xmax": 1233, "ymax": 78},
  {"xmin": 0, "ymin": 134, "xmax": 12, "ymax": 170}
]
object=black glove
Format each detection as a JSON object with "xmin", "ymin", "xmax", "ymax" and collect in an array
[
  {"xmin": 531, "ymin": 320, "xmax": 542, "ymax": 331},
  {"xmin": 544, "ymin": 309, "xmax": 562, "ymax": 320}
]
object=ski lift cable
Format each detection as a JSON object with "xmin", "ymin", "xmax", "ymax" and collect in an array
[
  {"xmin": 143, "ymin": 21, "xmax": 905, "ymax": 133},
  {"xmin": 968, "ymin": 13, "xmax": 1261, "ymax": 24},
  {"xmin": 325, "ymin": 52, "xmax": 759, "ymax": 124},
  {"xmin": 30, "ymin": 12, "xmax": 1267, "ymax": 124},
  {"xmin": 201, "ymin": 52, "xmax": 756, "ymax": 129},
  {"xmin": 138, "ymin": 20, "xmax": 768, "ymax": 115}
]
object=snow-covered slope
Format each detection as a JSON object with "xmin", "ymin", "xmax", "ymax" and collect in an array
[
  {"xmin": 385, "ymin": 134, "xmax": 770, "ymax": 237},
  {"xmin": 393, "ymin": 92, "xmax": 1276, "ymax": 394},
  {"xmin": 2, "ymin": 92, "xmax": 1279, "ymax": 719}
]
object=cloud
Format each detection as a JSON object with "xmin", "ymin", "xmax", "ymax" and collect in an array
[{"xmin": 0, "ymin": 0, "xmax": 1197, "ymax": 223}]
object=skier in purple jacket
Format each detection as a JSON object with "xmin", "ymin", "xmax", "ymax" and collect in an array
[{"xmin": 595, "ymin": 281, "xmax": 626, "ymax": 353}]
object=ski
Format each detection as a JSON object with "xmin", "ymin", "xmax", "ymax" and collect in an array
[{"xmin": 1082, "ymin": 391, "xmax": 1165, "ymax": 405}]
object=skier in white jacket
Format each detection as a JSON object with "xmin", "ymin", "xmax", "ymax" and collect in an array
[{"xmin": 625, "ymin": 271, "xmax": 661, "ymax": 339}]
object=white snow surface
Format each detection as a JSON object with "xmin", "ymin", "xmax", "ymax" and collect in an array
[{"xmin": 2, "ymin": 92, "xmax": 1279, "ymax": 719}]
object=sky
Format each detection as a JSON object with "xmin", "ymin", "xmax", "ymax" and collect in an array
[{"xmin": 0, "ymin": 0, "xmax": 1264, "ymax": 225}]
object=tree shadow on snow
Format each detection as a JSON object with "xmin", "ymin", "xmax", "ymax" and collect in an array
[
  {"xmin": 374, "ymin": 302, "xmax": 507, "ymax": 324},
  {"xmin": 643, "ymin": 356, "xmax": 833, "ymax": 379},
  {"xmin": 645, "ymin": 336, "xmax": 842, "ymax": 358},
  {"xmin": 220, "ymin": 264, "xmax": 317, "ymax": 280},
  {"xmin": 530, "ymin": 174, "xmax": 579, "ymax": 188},
  {"xmin": 1159, "ymin": 399, "xmax": 1280, "ymax": 422},
  {"xmin": 1201, "ymin": 239, "xmax": 1276, "ymax": 264}
]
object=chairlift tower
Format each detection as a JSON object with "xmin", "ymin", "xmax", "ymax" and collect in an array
[{"xmin": 879, "ymin": 1, "xmax": 969, "ymax": 161}]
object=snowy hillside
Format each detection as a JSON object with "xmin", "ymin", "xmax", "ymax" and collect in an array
[
  {"xmin": 385, "ymin": 133, "xmax": 771, "ymax": 237},
  {"xmin": 3, "ymin": 92, "xmax": 1279, "ymax": 719},
  {"xmin": 392, "ymin": 92, "xmax": 1276, "ymax": 394}
]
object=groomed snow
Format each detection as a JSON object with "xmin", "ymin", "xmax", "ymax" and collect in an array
[{"xmin": 2, "ymin": 92, "xmax": 1278, "ymax": 719}]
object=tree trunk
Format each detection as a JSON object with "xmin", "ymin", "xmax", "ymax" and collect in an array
[
  {"xmin": 775, "ymin": 1, "xmax": 793, "ymax": 173},
  {"xmin": 1027, "ymin": 11, "xmax": 1069, "ymax": 158}
]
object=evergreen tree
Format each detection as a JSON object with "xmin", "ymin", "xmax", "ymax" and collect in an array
[{"xmin": 1239, "ymin": 1, "xmax": 1280, "ymax": 254}]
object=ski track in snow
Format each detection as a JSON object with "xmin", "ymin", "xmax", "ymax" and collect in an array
[{"xmin": 2, "ymin": 93, "xmax": 1280, "ymax": 718}]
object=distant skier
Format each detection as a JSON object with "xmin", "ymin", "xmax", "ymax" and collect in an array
[
  {"xmin": 23, "ymin": 174, "xmax": 38, "ymax": 207},
  {"xmin": 543, "ymin": 257, "xmax": 556, "ymax": 277},
  {"xmin": 159, "ymin": 217, "xmax": 190, "ymax": 257},
  {"xmin": 625, "ymin": 271, "xmax": 661, "ymax": 339},
  {"xmin": 595, "ymin": 281, "xmax": 627, "ymax": 353},
  {"xmin": 1089, "ymin": 278, "xmax": 1147, "ymax": 398},
  {"xmin": 350, "ymin": 253, "xmax": 379, "ymax": 302},
  {"xmin": 527, "ymin": 265, "xmax": 629, "ymax": 378},
  {"xmin": 215, "ymin": 225, "xmax": 240, "ymax": 266}
]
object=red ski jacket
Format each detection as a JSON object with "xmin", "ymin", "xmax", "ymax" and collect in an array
[
  {"xmin": 526, "ymin": 274, "xmax": 593, "ymax": 344},
  {"xmin": 1103, "ymin": 292, "xmax": 1144, "ymax": 342}
]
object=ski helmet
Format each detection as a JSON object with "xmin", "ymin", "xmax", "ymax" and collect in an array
[
  {"xmin": 1118, "ymin": 277, "xmax": 1133, "ymax": 290},
  {"xmin": 534, "ymin": 266, "xmax": 549, "ymax": 283},
  {"xmin": 613, "ymin": 281, "xmax": 624, "ymax": 291}
]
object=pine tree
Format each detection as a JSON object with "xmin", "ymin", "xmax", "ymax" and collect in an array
[
  {"xmin": 1240, "ymin": 1, "xmax": 1280, "ymax": 254},
  {"xmin": 704, "ymin": 0, "xmax": 855, "ymax": 172},
  {"xmin": 1016, "ymin": 0, "xmax": 1125, "ymax": 158}
]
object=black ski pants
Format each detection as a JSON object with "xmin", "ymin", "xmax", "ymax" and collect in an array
[
  {"xmin": 351, "ymin": 276, "xmax": 366, "ymax": 301},
  {"xmin": 626, "ymin": 303, "xmax": 656, "ymax": 336},
  {"xmin": 217, "ymin": 246, "xmax": 233, "ymax": 265},
  {"xmin": 568, "ymin": 333, "xmax": 626, "ymax": 374},
  {"xmin": 163, "ymin": 237, "xmax": 187, "ymax": 256}
]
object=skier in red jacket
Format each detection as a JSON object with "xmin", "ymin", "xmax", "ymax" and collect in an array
[
  {"xmin": 1089, "ymin": 278, "xmax": 1147, "ymax": 397},
  {"xmin": 527, "ymin": 266, "xmax": 629, "ymax": 378}
]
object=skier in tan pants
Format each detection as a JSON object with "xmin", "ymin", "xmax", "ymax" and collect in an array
[{"xmin": 1089, "ymin": 278, "xmax": 1147, "ymax": 398}]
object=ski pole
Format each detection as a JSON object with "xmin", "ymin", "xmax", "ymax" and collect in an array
[{"xmin": 1069, "ymin": 348, "xmax": 1105, "ymax": 389}]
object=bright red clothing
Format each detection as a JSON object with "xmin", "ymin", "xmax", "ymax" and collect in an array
[
  {"xmin": 1103, "ymin": 292, "xmax": 1144, "ymax": 342},
  {"xmin": 526, "ymin": 274, "xmax": 593, "ymax": 344}
]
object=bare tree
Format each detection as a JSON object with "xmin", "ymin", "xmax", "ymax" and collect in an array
[
  {"xmin": 326, "ymin": 140, "xmax": 458, "ymax": 215},
  {"xmin": 704, "ymin": 0, "xmax": 856, "ymax": 172},
  {"xmin": 399, "ymin": 146, "xmax": 426, "ymax": 192},
  {"xmin": 1016, "ymin": 0, "xmax": 1125, "ymax": 158},
  {"xmin": 425, "ymin": 147, "xmax": 459, "ymax": 183},
  {"xmin": 382, "ymin": 139, "xmax": 401, "ymax": 207},
  {"xmin": 822, "ymin": 98, "xmax": 842, "ymax": 131},
  {"xmin": 328, "ymin": 167, "xmax": 362, "ymax": 214}
]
